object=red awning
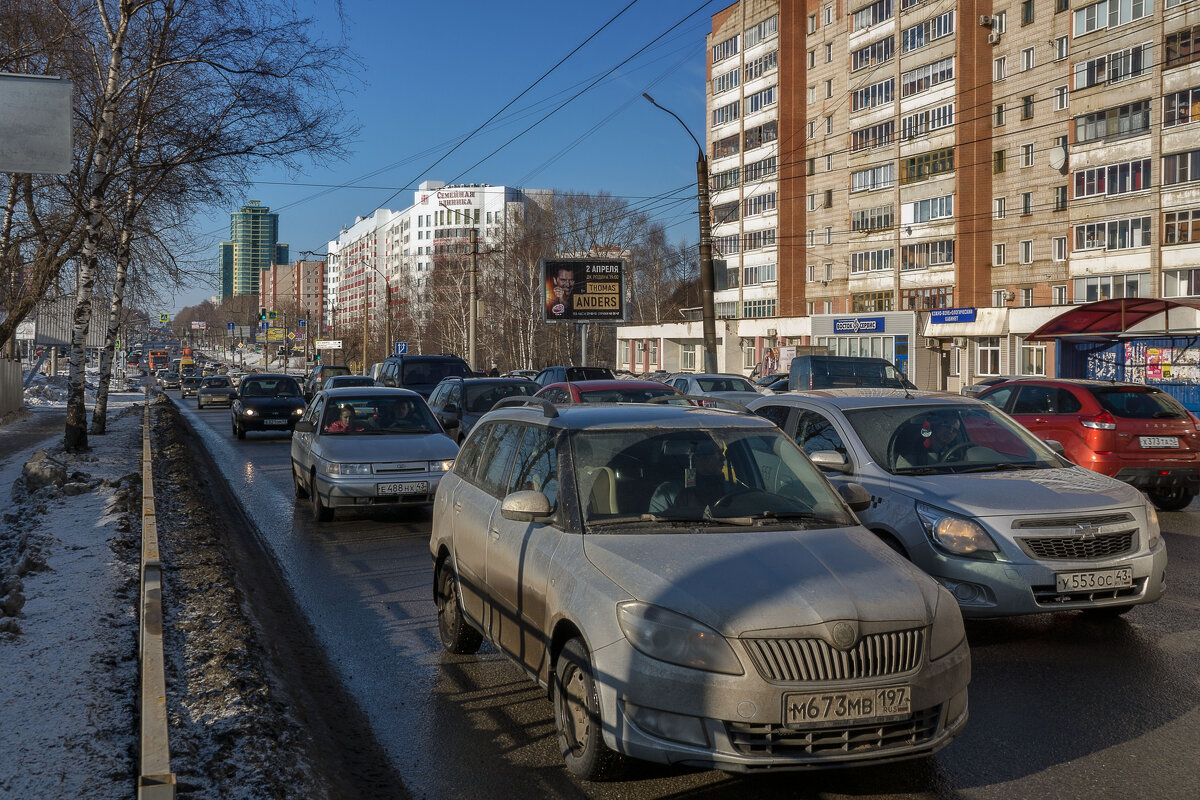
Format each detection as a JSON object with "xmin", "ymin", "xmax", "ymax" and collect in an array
[{"xmin": 1025, "ymin": 298, "xmax": 1200, "ymax": 342}]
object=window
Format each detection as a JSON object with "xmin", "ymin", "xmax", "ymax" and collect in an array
[
  {"xmin": 1057, "ymin": 0, "xmax": 1071, "ymax": 10},
  {"xmin": 745, "ymin": 13, "xmax": 778, "ymax": 47},
  {"xmin": 1073, "ymin": 216, "xmax": 1152, "ymax": 250},
  {"xmin": 745, "ymin": 155, "xmax": 778, "ymax": 182},
  {"xmin": 1162, "ymin": 150, "xmax": 1200, "ymax": 185},
  {"xmin": 826, "ymin": 43, "xmax": 834, "ymax": 62},
  {"xmin": 851, "ymin": 37, "xmax": 895, "ymax": 72},
  {"xmin": 825, "ymin": 226, "xmax": 833, "ymax": 245},
  {"xmin": 1073, "ymin": 158, "xmax": 1152, "ymax": 197},
  {"xmin": 995, "ymin": 11, "xmax": 1007, "ymax": 32},
  {"xmin": 994, "ymin": 150, "xmax": 1006, "ymax": 173},
  {"xmin": 1167, "ymin": 24, "xmax": 1200, "ymax": 69},
  {"xmin": 1020, "ymin": 240, "xmax": 1034, "ymax": 264},
  {"xmin": 1023, "ymin": 0, "xmax": 1036, "ymax": 23},
  {"xmin": 902, "ymin": 104, "xmax": 954, "ymax": 139},
  {"xmin": 852, "ymin": 0, "xmax": 894, "ymax": 32},
  {"xmin": 901, "ymin": 56, "xmax": 954, "ymax": 97},
  {"xmin": 995, "ymin": 103, "xmax": 1006, "ymax": 126},
  {"xmin": 745, "ymin": 51, "xmax": 778, "ymax": 81},
  {"xmin": 808, "ymin": 229, "xmax": 816, "ymax": 245},
  {"xmin": 1053, "ymin": 237, "xmax": 1068, "ymax": 261},
  {"xmin": 1021, "ymin": 47, "xmax": 1035, "ymax": 71},
  {"xmin": 900, "ymin": 285, "xmax": 954, "ymax": 309},
  {"xmin": 712, "ymin": 134, "xmax": 739, "ymax": 160},
  {"xmin": 1055, "ymin": 36, "xmax": 1069, "ymax": 61},
  {"xmin": 744, "ymin": 120, "xmax": 778, "ymax": 150},
  {"xmin": 1020, "ymin": 341, "xmax": 1046, "ymax": 374},
  {"xmin": 851, "ymin": 121, "xmax": 895, "ymax": 152},
  {"xmin": 1074, "ymin": 100, "xmax": 1151, "ymax": 143},
  {"xmin": 978, "ymin": 337, "xmax": 1002, "ymax": 375},
  {"xmin": 901, "ymin": 11, "xmax": 956, "ymax": 54},
  {"xmin": 806, "ymin": 264, "xmax": 816, "ymax": 282},
  {"xmin": 825, "ymin": 115, "xmax": 834, "ymax": 134},
  {"xmin": 1022, "ymin": 192, "xmax": 1034, "ymax": 214},
  {"xmin": 808, "ymin": 195, "xmax": 817, "ymax": 212},
  {"xmin": 903, "ymin": 194, "xmax": 954, "ymax": 225},
  {"xmin": 902, "ymin": 147, "xmax": 955, "ymax": 184},
  {"xmin": 712, "ymin": 35, "xmax": 739, "ymax": 64},
  {"xmin": 826, "ymin": 154, "xmax": 834, "ymax": 172},
  {"xmin": 1163, "ymin": 268, "xmax": 1200, "ymax": 296},
  {"xmin": 744, "ymin": 192, "xmax": 777, "ymax": 216},
  {"xmin": 1164, "ymin": 208, "xmax": 1200, "ymax": 244},
  {"xmin": 807, "ymin": 157, "xmax": 816, "ymax": 176},
  {"xmin": 901, "ymin": 240, "xmax": 955, "ymax": 270},
  {"xmin": 712, "ymin": 100, "xmax": 740, "ymax": 127},
  {"xmin": 1075, "ymin": 42, "xmax": 1152, "ymax": 89},
  {"xmin": 851, "ymin": 162, "xmax": 896, "ymax": 192},
  {"xmin": 1055, "ymin": 185, "xmax": 1068, "ymax": 211},
  {"xmin": 712, "ymin": 68, "xmax": 740, "ymax": 95},
  {"xmin": 994, "ymin": 57, "xmax": 1007, "ymax": 81},
  {"xmin": 680, "ymin": 345, "xmax": 697, "ymax": 372},
  {"xmin": 746, "ymin": 86, "xmax": 777, "ymax": 114},
  {"xmin": 992, "ymin": 290, "xmax": 1009, "ymax": 308},
  {"xmin": 1021, "ymin": 144, "xmax": 1035, "ymax": 167},
  {"xmin": 711, "ymin": 167, "xmax": 740, "ymax": 191},
  {"xmin": 1022, "ymin": 95, "xmax": 1035, "ymax": 119},
  {"xmin": 809, "ymin": 49, "xmax": 816, "ymax": 68},
  {"xmin": 826, "ymin": 79, "xmax": 834, "ymax": 98},
  {"xmin": 994, "ymin": 197, "xmax": 1006, "ymax": 219},
  {"xmin": 508, "ymin": 427, "xmax": 560, "ymax": 509},
  {"xmin": 852, "ymin": 78, "xmax": 895, "ymax": 112},
  {"xmin": 1021, "ymin": 287, "xmax": 1034, "ymax": 306},
  {"xmin": 994, "ymin": 243, "xmax": 1007, "ymax": 266},
  {"xmin": 1053, "ymin": 284, "xmax": 1068, "ymax": 304},
  {"xmin": 1074, "ymin": 272, "xmax": 1147, "ymax": 300},
  {"xmin": 1054, "ymin": 85, "xmax": 1069, "ymax": 110},
  {"xmin": 713, "ymin": 201, "xmax": 739, "ymax": 225},
  {"xmin": 825, "ymin": 263, "xmax": 833, "ymax": 281},
  {"xmin": 714, "ymin": 234, "xmax": 740, "ymax": 255},
  {"xmin": 808, "ymin": 13, "xmax": 818, "ymax": 33},
  {"xmin": 743, "ymin": 263, "xmax": 777, "ymax": 285},
  {"xmin": 824, "ymin": 5, "xmax": 834, "ymax": 24},
  {"xmin": 743, "ymin": 299, "xmax": 777, "ymax": 318},
  {"xmin": 743, "ymin": 229, "xmax": 777, "ymax": 250},
  {"xmin": 852, "ymin": 204, "xmax": 895, "ymax": 232},
  {"xmin": 852, "ymin": 291, "xmax": 894, "ymax": 312},
  {"xmin": 1164, "ymin": 86, "xmax": 1200, "ymax": 127},
  {"xmin": 850, "ymin": 249, "xmax": 894, "ymax": 273}
]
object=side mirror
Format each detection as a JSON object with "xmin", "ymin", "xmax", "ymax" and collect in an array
[
  {"xmin": 441, "ymin": 417, "xmax": 460, "ymax": 430},
  {"xmin": 1043, "ymin": 439, "xmax": 1066, "ymax": 456},
  {"xmin": 443, "ymin": 402, "xmax": 459, "ymax": 415},
  {"xmin": 294, "ymin": 420, "xmax": 315, "ymax": 433},
  {"xmin": 809, "ymin": 450, "xmax": 851, "ymax": 473},
  {"xmin": 500, "ymin": 490, "xmax": 553, "ymax": 522},
  {"xmin": 838, "ymin": 483, "xmax": 872, "ymax": 512}
]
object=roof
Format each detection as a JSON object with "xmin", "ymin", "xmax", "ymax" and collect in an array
[
  {"xmin": 756, "ymin": 388, "xmax": 984, "ymax": 411},
  {"xmin": 321, "ymin": 386, "xmax": 421, "ymax": 398},
  {"xmin": 1025, "ymin": 298, "xmax": 1200, "ymax": 342},
  {"xmin": 488, "ymin": 402, "xmax": 771, "ymax": 431},
  {"xmin": 539, "ymin": 380, "xmax": 679, "ymax": 392}
]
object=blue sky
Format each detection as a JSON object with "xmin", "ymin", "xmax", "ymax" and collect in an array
[{"xmin": 173, "ymin": 0, "xmax": 720, "ymax": 313}]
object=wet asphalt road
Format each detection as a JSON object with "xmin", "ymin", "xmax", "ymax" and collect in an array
[{"xmin": 173, "ymin": 394, "xmax": 1200, "ymax": 800}]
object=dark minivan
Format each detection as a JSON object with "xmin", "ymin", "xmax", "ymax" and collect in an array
[
  {"xmin": 787, "ymin": 355, "xmax": 914, "ymax": 391},
  {"xmin": 378, "ymin": 354, "xmax": 472, "ymax": 398}
]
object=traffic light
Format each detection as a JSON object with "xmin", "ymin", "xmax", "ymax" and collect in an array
[
  {"xmin": 259, "ymin": 308, "xmax": 266, "ymax": 320},
  {"xmin": 315, "ymin": 352, "xmax": 321, "ymax": 363}
]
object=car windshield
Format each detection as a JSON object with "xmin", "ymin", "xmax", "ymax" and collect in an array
[
  {"xmin": 320, "ymin": 396, "xmax": 439, "ymax": 435},
  {"xmin": 842, "ymin": 404, "xmax": 1061, "ymax": 475},
  {"xmin": 465, "ymin": 382, "xmax": 535, "ymax": 413},
  {"xmin": 571, "ymin": 427, "xmax": 855, "ymax": 528},
  {"xmin": 577, "ymin": 388, "xmax": 688, "ymax": 404},
  {"xmin": 564, "ymin": 367, "xmax": 613, "ymax": 381},
  {"xmin": 1090, "ymin": 387, "xmax": 1188, "ymax": 419},
  {"xmin": 402, "ymin": 360, "xmax": 471, "ymax": 384},
  {"xmin": 697, "ymin": 376, "xmax": 756, "ymax": 393},
  {"xmin": 202, "ymin": 378, "xmax": 231, "ymax": 388},
  {"xmin": 321, "ymin": 367, "xmax": 351, "ymax": 379},
  {"xmin": 240, "ymin": 378, "xmax": 302, "ymax": 397}
]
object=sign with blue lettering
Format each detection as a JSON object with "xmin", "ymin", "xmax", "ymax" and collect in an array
[
  {"xmin": 394, "ymin": 341, "xmax": 408, "ymax": 356},
  {"xmin": 297, "ymin": 318, "xmax": 306, "ymax": 328},
  {"xmin": 930, "ymin": 307, "xmax": 977, "ymax": 324},
  {"xmin": 226, "ymin": 322, "xmax": 235, "ymax": 333},
  {"xmin": 832, "ymin": 317, "xmax": 884, "ymax": 333}
]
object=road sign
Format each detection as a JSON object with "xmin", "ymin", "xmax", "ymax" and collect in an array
[
  {"xmin": 288, "ymin": 332, "xmax": 296, "ymax": 340},
  {"xmin": 267, "ymin": 310, "xmax": 277, "ymax": 321},
  {"xmin": 115, "ymin": 339, "xmax": 121, "ymax": 349},
  {"xmin": 394, "ymin": 341, "xmax": 408, "ymax": 356},
  {"xmin": 227, "ymin": 322, "xmax": 235, "ymax": 333},
  {"xmin": 315, "ymin": 339, "xmax": 342, "ymax": 350},
  {"xmin": 297, "ymin": 318, "xmax": 307, "ymax": 328},
  {"xmin": 260, "ymin": 321, "xmax": 269, "ymax": 331},
  {"xmin": 159, "ymin": 312, "xmax": 169, "ymax": 324}
]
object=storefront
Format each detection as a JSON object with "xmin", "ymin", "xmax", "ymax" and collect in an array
[{"xmin": 810, "ymin": 311, "xmax": 919, "ymax": 381}]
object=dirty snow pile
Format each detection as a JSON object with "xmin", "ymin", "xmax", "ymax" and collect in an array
[{"xmin": 22, "ymin": 372, "xmax": 99, "ymax": 407}]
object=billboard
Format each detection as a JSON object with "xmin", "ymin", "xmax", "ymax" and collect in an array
[
  {"xmin": 542, "ymin": 257, "xmax": 627, "ymax": 323},
  {"xmin": 0, "ymin": 75, "xmax": 73, "ymax": 175}
]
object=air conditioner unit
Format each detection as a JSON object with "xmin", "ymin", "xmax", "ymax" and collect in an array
[
  {"xmin": 979, "ymin": 14, "xmax": 995, "ymax": 27},
  {"xmin": 988, "ymin": 31, "xmax": 1002, "ymax": 45},
  {"xmin": 952, "ymin": 337, "xmax": 968, "ymax": 348},
  {"xmin": 1005, "ymin": 290, "xmax": 1016, "ymax": 301},
  {"xmin": 767, "ymin": 328, "xmax": 777, "ymax": 337}
]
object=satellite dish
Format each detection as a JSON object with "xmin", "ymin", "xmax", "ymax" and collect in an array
[{"xmin": 1049, "ymin": 146, "xmax": 1066, "ymax": 171}]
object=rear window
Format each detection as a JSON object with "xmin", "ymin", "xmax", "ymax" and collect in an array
[
  {"xmin": 465, "ymin": 381, "xmax": 536, "ymax": 413},
  {"xmin": 322, "ymin": 366, "xmax": 351, "ymax": 378},
  {"xmin": 402, "ymin": 359, "xmax": 471, "ymax": 384},
  {"xmin": 697, "ymin": 376, "xmax": 756, "ymax": 393},
  {"xmin": 1090, "ymin": 387, "xmax": 1188, "ymax": 419},
  {"xmin": 564, "ymin": 366, "xmax": 614, "ymax": 381}
]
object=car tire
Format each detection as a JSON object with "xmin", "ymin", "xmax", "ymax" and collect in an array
[
  {"xmin": 311, "ymin": 480, "xmax": 334, "ymax": 522},
  {"xmin": 435, "ymin": 562, "xmax": 482, "ymax": 655},
  {"xmin": 1148, "ymin": 488, "xmax": 1193, "ymax": 512},
  {"xmin": 293, "ymin": 467, "xmax": 309, "ymax": 499},
  {"xmin": 553, "ymin": 638, "xmax": 626, "ymax": 781}
]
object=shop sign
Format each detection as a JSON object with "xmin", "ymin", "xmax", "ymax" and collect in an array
[
  {"xmin": 832, "ymin": 317, "xmax": 884, "ymax": 333},
  {"xmin": 930, "ymin": 307, "xmax": 977, "ymax": 324}
]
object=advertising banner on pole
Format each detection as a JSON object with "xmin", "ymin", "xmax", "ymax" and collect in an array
[{"xmin": 541, "ymin": 257, "xmax": 627, "ymax": 323}]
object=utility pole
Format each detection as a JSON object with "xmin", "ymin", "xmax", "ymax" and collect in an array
[{"xmin": 469, "ymin": 226, "xmax": 478, "ymax": 371}]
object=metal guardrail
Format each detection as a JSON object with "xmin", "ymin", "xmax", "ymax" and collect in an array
[{"xmin": 139, "ymin": 393, "xmax": 175, "ymax": 798}]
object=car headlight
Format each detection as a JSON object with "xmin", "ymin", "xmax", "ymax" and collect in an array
[
  {"xmin": 429, "ymin": 459, "xmax": 455, "ymax": 473},
  {"xmin": 292, "ymin": 407, "xmax": 304, "ymax": 415},
  {"xmin": 1145, "ymin": 502, "xmax": 1161, "ymax": 549},
  {"xmin": 915, "ymin": 502, "xmax": 1000, "ymax": 557},
  {"xmin": 616, "ymin": 601, "xmax": 743, "ymax": 675},
  {"xmin": 243, "ymin": 408, "xmax": 256, "ymax": 416},
  {"xmin": 929, "ymin": 586, "xmax": 966, "ymax": 660},
  {"xmin": 326, "ymin": 462, "xmax": 373, "ymax": 476}
]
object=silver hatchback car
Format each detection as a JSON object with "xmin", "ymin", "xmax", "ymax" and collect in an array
[
  {"xmin": 747, "ymin": 391, "xmax": 1168, "ymax": 618},
  {"xmin": 431, "ymin": 401, "xmax": 970, "ymax": 779}
]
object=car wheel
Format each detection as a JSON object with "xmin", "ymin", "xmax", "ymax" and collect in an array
[
  {"xmin": 293, "ymin": 467, "xmax": 309, "ymax": 499},
  {"xmin": 1148, "ymin": 487, "xmax": 1194, "ymax": 512},
  {"xmin": 435, "ymin": 562, "xmax": 482, "ymax": 654},
  {"xmin": 311, "ymin": 479, "xmax": 334, "ymax": 522},
  {"xmin": 553, "ymin": 638, "xmax": 626, "ymax": 781}
]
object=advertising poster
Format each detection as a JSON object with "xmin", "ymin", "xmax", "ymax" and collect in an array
[{"xmin": 542, "ymin": 258, "xmax": 627, "ymax": 322}]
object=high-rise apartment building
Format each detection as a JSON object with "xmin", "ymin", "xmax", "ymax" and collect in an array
[
  {"xmin": 219, "ymin": 201, "xmax": 290, "ymax": 300},
  {"xmin": 617, "ymin": 0, "xmax": 1200, "ymax": 390}
]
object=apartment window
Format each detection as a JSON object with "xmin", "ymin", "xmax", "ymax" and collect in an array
[
  {"xmin": 1021, "ymin": 47, "xmax": 1035, "ymax": 71},
  {"xmin": 1021, "ymin": 288, "xmax": 1034, "ymax": 307},
  {"xmin": 745, "ymin": 155, "xmax": 778, "ymax": 182},
  {"xmin": 716, "ymin": 301, "xmax": 738, "ymax": 318},
  {"xmin": 824, "ymin": 5, "xmax": 834, "ymax": 24},
  {"xmin": 826, "ymin": 79, "xmax": 834, "ymax": 98},
  {"xmin": 903, "ymin": 194, "xmax": 954, "ymax": 224},
  {"xmin": 994, "ymin": 150, "xmax": 1006, "ymax": 173},
  {"xmin": 1164, "ymin": 87, "xmax": 1200, "ymax": 127},
  {"xmin": 808, "ymin": 49, "xmax": 816, "ymax": 68},
  {"xmin": 826, "ymin": 43, "xmax": 834, "ymax": 63},
  {"xmin": 1022, "ymin": 95, "xmax": 1035, "ymax": 119},
  {"xmin": 824, "ymin": 301, "xmax": 833, "ymax": 314},
  {"xmin": 1073, "ymin": 216, "xmax": 1152, "ymax": 250},
  {"xmin": 1163, "ymin": 150, "xmax": 1200, "ymax": 185},
  {"xmin": 1075, "ymin": 100, "xmax": 1151, "ymax": 143},
  {"xmin": 713, "ymin": 201, "xmax": 740, "ymax": 225},
  {"xmin": 808, "ymin": 195, "xmax": 818, "ymax": 212},
  {"xmin": 680, "ymin": 345, "xmax": 697, "ymax": 372},
  {"xmin": 900, "ymin": 285, "xmax": 954, "ymax": 309},
  {"xmin": 851, "ymin": 121, "xmax": 895, "ymax": 152},
  {"xmin": 852, "ymin": 291, "xmax": 895, "ymax": 312},
  {"xmin": 851, "ymin": 162, "xmax": 896, "ymax": 192},
  {"xmin": 745, "ymin": 50, "xmax": 778, "ymax": 81},
  {"xmin": 1075, "ymin": 272, "xmax": 1147, "ymax": 300},
  {"xmin": 851, "ymin": 204, "xmax": 895, "ymax": 232},
  {"xmin": 851, "ymin": 79, "xmax": 895, "ymax": 112},
  {"xmin": 1021, "ymin": 340, "xmax": 1046, "ymax": 373},
  {"xmin": 712, "ymin": 68, "xmax": 740, "ymax": 95},
  {"xmin": 807, "ymin": 85, "xmax": 816, "ymax": 104},
  {"xmin": 712, "ymin": 134, "xmax": 739, "ymax": 160},
  {"xmin": 712, "ymin": 100, "xmax": 740, "ymax": 127},
  {"xmin": 712, "ymin": 35, "xmax": 739, "ymax": 63},
  {"xmin": 1055, "ymin": 36, "xmax": 1069, "ymax": 61},
  {"xmin": 744, "ymin": 192, "xmax": 777, "ymax": 217},
  {"xmin": 994, "ymin": 197, "xmax": 1006, "ymax": 219},
  {"xmin": 1053, "ymin": 237, "xmax": 1068, "ymax": 261},
  {"xmin": 746, "ymin": 86, "xmax": 777, "ymax": 113},
  {"xmin": 1054, "ymin": 85, "xmax": 1069, "ymax": 110},
  {"xmin": 901, "ymin": 103, "xmax": 954, "ymax": 140},
  {"xmin": 978, "ymin": 337, "xmax": 1002, "ymax": 375},
  {"xmin": 714, "ymin": 234, "xmax": 740, "ymax": 255},
  {"xmin": 807, "ymin": 157, "xmax": 816, "ymax": 176},
  {"xmin": 992, "ymin": 290, "xmax": 1009, "ymax": 308},
  {"xmin": 825, "ymin": 263, "xmax": 833, "ymax": 281},
  {"xmin": 901, "ymin": 240, "xmax": 955, "ymax": 270},
  {"xmin": 1055, "ymin": 185, "xmax": 1069, "ymax": 211},
  {"xmin": 902, "ymin": 147, "xmax": 955, "ymax": 184},
  {"xmin": 1074, "ymin": 43, "xmax": 1152, "ymax": 89},
  {"xmin": 824, "ymin": 189, "xmax": 834, "ymax": 208},
  {"xmin": 852, "ymin": 0, "xmax": 894, "ymax": 32},
  {"xmin": 995, "ymin": 11, "xmax": 1007, "ymax": 33},
  {"xmin": 1167, "ymin": 25, "xmax": 1200, "ymax": 69},
  {"xmin": 744, "ymin": 120, "xmax": 778, "ymax": 150},
  {"xmin": 825, "ymin": 115, "xmax": 834, "ymax": 134},
  {"xmin": 994, "ymin": 57, "xmax": 1007, "ymax": 81},
  {"xmin": 901, "ymin": 56, "xmax": 954, "ymax": 98},
  {"xmin": 850, "ymin": 248, "xmax": 895, "ymax": 273},
  {"xmin": 743, "ymin": 263, "xmax": 777, "ymax": 285},
  {"xmin": 1053, "ymin": 284, "xmax": 1068, "ymax": 304},
  {"xmin": 1022, "ymin": 0, "xmax": 1036, "ymax": 23},
  {"xmin": 826, "ymin": 154, "xmax": 834, "ymax": 172},
  {"xmin": 711, "ymin": 166, "xmax": 740, "ymax": 191},
  {"xmin": 995, "ymin": 103, "xmax": 1006, "ymax": 126},
  {"xmin": 807, "ymin": 264, "xmax": 816, "ymax": 282},
  {"xmin": 807, "ymin": 229, "xmax": 816, "ymax": 246},
  {"xmin": 808, "ymin": 13, "xmax": 817, "ymax": 33},
  {"xmin": 1073, "ymin": 158, "xmax": 1152, "ymax": 197},
  {"xmin": 1022, "ymin": 191, "xmax": 1034, "ymax": 214},
  {"xmin": 901, "ymin": 11, "xmax": 956, "ymax": 54},
  {"xmin": 743, "ymin": 299, "xmax": 777, "ymax": 319},
  {"xmin": 807, "ymin": 301, "xmax": 816, "ymax": 315},
  {"xmin": 745, "ymin": 13, "xmax": 778, "ymax": 47},
  {"xmin": 1021, "ymin": 144, "xmax": 1035, "ymax": 167},
  {"xmin": 994, "ymin": 243, "xmax": 1007, "ymax": 266},
  {"xmin": 851, "ymin": 37, "xmax": 896, "ymax": 72},
  {"xmin": 825, "ymin": 226, "xmax": 833, "ymax": 245},
  {"xmin": 1164, "ymin": 208, "xmax": 1200, "ymax": 244},
  {"xmin": 1020, "ymin": 240, "xmax": 1034, "ymax": 264}
]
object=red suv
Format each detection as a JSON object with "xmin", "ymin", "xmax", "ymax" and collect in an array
[{"xmin": 978, "ymin": 378, "xmax": 1200, "ymax": 511}]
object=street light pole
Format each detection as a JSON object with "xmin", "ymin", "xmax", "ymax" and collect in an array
[{"xmin": 643, "ymin": 92, "xmax": 718, "ymax": 373}]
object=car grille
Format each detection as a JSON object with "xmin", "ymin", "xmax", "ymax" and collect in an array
[
  {"xmin": 1018, "ymin": 530, "xmax": 1137, "ymax": 561},
  {"xmin": 374, "ymin": 461, "xmax": 428, "ymax": 475},
  {"xmin": 726, "ymin": 706, "xmax": 941, "ymax": 758},
  {"xmin": 1011, "ymin": 512, "xmax": 1134, "ymax": 529},
  {"xmin": 742, "ymin": 629, "xmax": 924, "ymax": 683}
]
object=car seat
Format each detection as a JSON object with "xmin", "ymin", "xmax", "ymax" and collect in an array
[{"xmin": 579, "ymin": 466, "xmax": 618, "ymax": 517}]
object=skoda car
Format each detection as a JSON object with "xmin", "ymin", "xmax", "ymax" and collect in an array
[
  {"xmin": 292, "ymin": 387, "xmax": 458, "ymax": 521},
  {"xmin": 431, "ymin": 402, "xmax": 970, "ymax": 779},
  {"xmin": 748, "ymin": 390, "xmax": 1168, "ymax": 618},
  {"xmin": 231, "ymin": 374, "xmax": 306, "ymax": 439}
]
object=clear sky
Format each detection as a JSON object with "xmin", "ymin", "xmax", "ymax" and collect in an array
[{"xmin": 172, "ymin": 0, "xmax": 721, "ymax": 314}]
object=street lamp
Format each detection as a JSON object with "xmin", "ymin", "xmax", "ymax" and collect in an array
[{"xmin": 643, "ymin": 92, "xmax": 718, "ymax": 374}]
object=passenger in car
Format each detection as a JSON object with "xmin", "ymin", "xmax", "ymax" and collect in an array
[{"xmin": 326, "ymin": 405, "xmax": 365, "ymax": 433}]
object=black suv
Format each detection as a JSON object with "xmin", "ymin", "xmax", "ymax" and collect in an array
[
  {"xmin": 303, "ymin": 364, "xmax": 352, "ymax": 400},
  {"xmin": 378, "ymin": 354, "xmax": 472, "ymax": 398},
  {"xmin": 533, "ymin": 365, "xmax": 614, "ymax": 387}
]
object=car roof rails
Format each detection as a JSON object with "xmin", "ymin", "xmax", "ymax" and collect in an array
[
  {"xmin": 648, "ymin": 394, "xmax": 753, "ymax": 414},
  {"xmin": 491, "ymin": 396, "xmax": 560, "ymax": 418}
]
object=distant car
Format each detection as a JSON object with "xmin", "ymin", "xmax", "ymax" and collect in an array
[
  {"xmin": 180, "ymin": 376, "xmax": 202, "ymax": 397},
  {"xmin": 978, "ymin": 378, "xmax": 1200, "ymax": 511},
  {"xmin": 154, "ymin": 369, "xmax": 169, "ymax": 387},
  {"xmin": 534, "ymin": 379, "xmax": 690, "ymax": 405},
  {"xmin": 303, "ymin": 364, "xmax": 352, "ymax": 400},
  {"xmin": 502, "ymin": 369, "xmax": 539, "ymax": 381},
  {"xmin": 196, "ymin": 375, "xmax": 236, "ymax": 408},
  {"xmin": 427, "ymin": 377, "xmax": 538, "ymax": 443},
  {"xmin": 323, "ymin": 375, "xmax": 378, "ymax": 390},
  {"xmin": 377, "ymin": 354, "xmax": 473, "ymax": 398},
  {"xmin": 231, "ymin": 374, "xmax": 306, "ymax": 439},
  {"xmin": 228, "ymin": 370, "xmax": 246, "ymax": 387},
  {"xmin": 748, "ymin": 390, "xmax": 1168, "ymax": 618},
  {"xmin": 960, "ymin": 376, "xmax": 1024, "ymax": 397},
  {"xmin": 291, "ymin": 387, "xmax": 458, "ymax": 521},
  {"xmin": 532, "ymin": 365, "xmax": 615, "ymax": 386},
  {"xmin": 159, "ymin": 371, "xmax": 181, "ymax": 390},
  {"xmin": 754, "ymin": 373, "xmax": 787, "ymax": 389},
  {"xmin": 431, "ymin": 402, "xmax": 970, "ymax": 778},
  {"xmin": 666, "ymin": 372, "xmax": 762, "ymax": 407}
]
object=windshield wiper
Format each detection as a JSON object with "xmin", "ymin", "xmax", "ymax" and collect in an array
[
  {"xmin": 954, "ymin": 462, "xmax": 1046, "ymax": 473},
  {"xmin": 892, "ymin": 467, "xmax": 947, "ymax": 475},
  {"xmin": 586, "ymin": 513, "xmax": 726, "ymax": 529},
  {"xmin": 747, "ymin": 510, "xmax": 848, "ymax": 525}
]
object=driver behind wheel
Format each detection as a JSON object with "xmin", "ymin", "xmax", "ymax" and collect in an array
[
  {"xmin": 648, "ymin": 438, "xmax": 741, "ymax": 514},
  {"xmin": 898, "ymin": 410, "xmax": 964, "ymax": 467}
]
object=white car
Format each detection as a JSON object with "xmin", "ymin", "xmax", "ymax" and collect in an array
[{"xmin": 666, "ymin": 373, "xmax": 763, "ymax": 407}]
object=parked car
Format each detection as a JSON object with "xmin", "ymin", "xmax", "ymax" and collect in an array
[
  {"xmin": 754, "ymin": 372, "xmax": 787, "ymax": 389},
  {"xmin": 748, "ymin": 390, "xmax": 1168, "ymax": 617},
  {"xmin": 180, "ymin": 376, "xmax": 202, "ymax": 397},
  {"xmin": 377, "ymin": 354, "xmax": 472, "ymax": 398},
  {"xmin": 196, "ymin": 375, "xmax": 237, "ymax": 408},
  {"xmin": 960, "ymin": 376, "xmax": 1025, "ymax": 397},
  {"xmin": 431, "ymin": 402, "xmax": 970, "ymax": 778},
  {"xmin": 427, "ymin": 377, "xmax": 538, "ymax": 443},
  {"xmin": 302, "ymin": 364, "xmax": 352, "ymax": 400},
  {"xmin": 291, "ymin": 387, "xmax": 458, "ymax": 521},
  {"xmin": 502, "ymin": 369, "xmax": 539, "ymax": 381},
  {"xmin": 159, "ymin": 371, "xmax": 181, "ymax": 390},
  {"xmin": 787, "ymin": 355, "xmax": 914, "ymax": 391},
  {"xmin": 532, "ymin": 365, "xmax": 614, "ymax": 386},
  {"xmin": 323, "ymin": 375, "xmax": 378, "ymax": 390},
  {"xmin": 977, "ymin": 378, "xmax": 1200, "ymax": 511},
  {"xmin": 666, "ymin": 372, "xmax": 762, "ymax": 406},
  {"xmin": 534, "ymin": 379, "xmax": 690, "ymax": 405},
  {"xmin": 231, "ymin": 374, "xmax": 306, "ymax": 439}
]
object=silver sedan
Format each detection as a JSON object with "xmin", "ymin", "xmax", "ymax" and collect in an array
[
  {"xmin": 666, "ymin": 372, "xmax": 763, "ymax": 407},
  {"xmin": 291, "ymin": 388, "xmax": 458, "ymax": 522}
]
